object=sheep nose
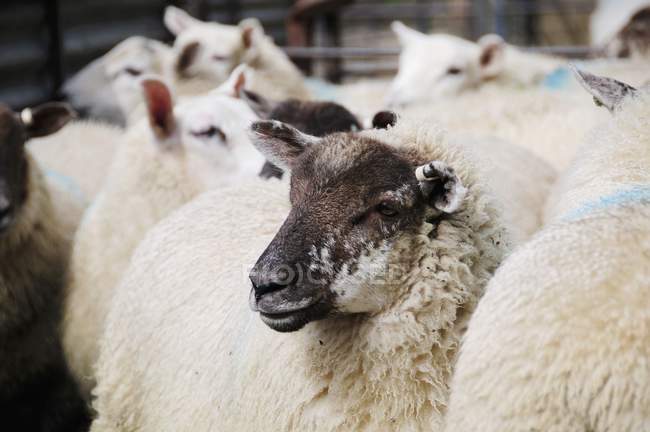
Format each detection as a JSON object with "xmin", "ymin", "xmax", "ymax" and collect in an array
[{"xmin": 249, "ymin": 265, "xmax": 297, "ymax": 299}]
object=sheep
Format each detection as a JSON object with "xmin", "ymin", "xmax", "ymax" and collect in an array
[
  {"xmin": 444, "ymin": 70, "xmax": 650, "ymax": 432},
  {"xmin": 62, "ymin": 78, "xmax": 265, "ymax": 398},
  {"xmin": 164, "ymin": 5, "xmax": 311, "ymax": 100},
  {"xmin": 87, "ymin": 112, "xmax": 561, "ymax": 431},
  {"xmin": 387, "ymin": 21, "xmax": 562, "ymax": 107},
  {"xmin": 0, "ymin": 102, "xmax": 90, "ymax": 431},
  {"xmin": 591, "ymin": 0, "xmax": 650, "ymax": 58},
  {"xmin": 227, "ymin": 71, "xmax": 364, "ymax": 179},
  {"xmin": 28, "ymin": 120, "xmax": 124, "ymax": 200},
  {"xmin": 62, "ymin": 36, "xmax": 173, "ymax": 126}
]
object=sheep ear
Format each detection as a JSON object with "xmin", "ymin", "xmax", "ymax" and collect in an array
[
  {"xmin": 164, "ymin": 6, "xmax": 202, "ymax": 36},
  {"xmin": 371, "ymin": 111, "xmax": 398, "ymax": 129},
  {"xmin": 391, "ymin": 21, "xmax": 425, "ymax": 46},
  {"xmin": 215, "ymin": 64, "xmax": 249, "ymax": 97},
  {"xmin": 142, "ymin": 79, "xmax": 176, "ymax": 141},
  {"xmin": 571, "ymin": 66, "xmax": 637, "ymax": 113},
  {"xmin": 415, "ymin": 161, "xmax": 467, "ymax": 213},
  {"xmin": 477, "ymin": 34, "xmax": 506, "ymax": 79},
  {"xmin": 22, "ymin": 102, "xmax": 76, "ymax": 139},
  {"xmin": 241, "ymin": 90, "xmax": 275, "ymax": 118},
  {"xmin": 249, "ymin": 121, "xmax": 321, "ymax": 171},
  {"xmin": 240, "ymin": 18, "xmax": 264, "ymax": 49}
]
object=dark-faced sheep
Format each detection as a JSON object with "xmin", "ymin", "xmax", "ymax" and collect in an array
[{"xmin": 0, "ymin": 103, "xmax": 90, "ymax": 431}]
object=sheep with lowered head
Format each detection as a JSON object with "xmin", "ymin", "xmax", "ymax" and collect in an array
[
  {"xmin": 387, "ymin": 21, "xmax": 562, "ymax": 107},
  {"xmin": 88, "ymin": 115, "xmax": 540, "ymax": 431},
  {"xmin": 164, "ymin": 5, "xmax": 310, "ymax": 100},
  {"xmin": 62, "ymin": 78, "xmax": 265, "ymax": 398},
  {"xmin": 63, "ymin": 36, "xmax": 173, "ymax": 126},
  {"xmin": 445, "ymin": 70, "xmax": 650, "ymax": 432},
  {"xmin": 0, "ymin": 102, "xmax": 90, "ymax": 431}
]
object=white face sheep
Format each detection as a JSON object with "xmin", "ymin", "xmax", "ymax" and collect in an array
[
  {"xmin": 165, "ymin": 5, "xmax": 250, "ymax": 86},
  {"xmin": 387, "ymin": 21, "xmax": 561, "ymax": 106},
  {"xmin": 62, "ymin": 78, "xmax": 265, "ymax": 398},
  {"xmin": 89, "ymin": 117, "xmax": 516, "ymax": 431},
  {"xmin": 0, "ymin": 102, "xmax": 90, "ymax": 431},
  {"xmin": 62, "ymin": 36, "xmax": 173, "ymax": 126},
  {"xmin": 164, "ymin": 6, "xmax": 310, "ymax": 100},
  {"xmin": 445, "ymin": 70, "xmax": 650, "ymax": 432}
]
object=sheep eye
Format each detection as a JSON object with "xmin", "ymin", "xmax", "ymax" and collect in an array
[
  {"xmin": 124, "ymin": 67, "xmax": 142, "ymax": 77},
  {"xmin": 191, "ymin": 126, "xmax": 226, "ymax": 141},
  {"xmin": 212, "ymin": 55, "xmax": 227, "ymax": 62},
  {"xmin": 377, "ymin": 202, "xmax": 399, "ymax": 217},
  {"xmin": 447, "ymin": 67, "xmax": 462, "ymax": 75}
]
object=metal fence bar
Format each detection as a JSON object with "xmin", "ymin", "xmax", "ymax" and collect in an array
[{"xmin": 282, "ymin": 45, "xmax": 595, "ymax": 59}]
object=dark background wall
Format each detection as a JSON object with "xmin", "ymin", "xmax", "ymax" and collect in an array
[
  {"xmin": 0, "ymin": 0, "xmax": 291, "ymax": 110},
  {"xmin": 0, "ymin": 0, "xmax": 595, "ymax": 110}
]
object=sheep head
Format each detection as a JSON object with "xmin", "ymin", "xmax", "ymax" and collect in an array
[
  {"xmin": 140, "ymin": 78, "xmax": 264, "ymax": 187},
  {"xmin": 0, "ymin": 102, "xmax": 74, "ymax": 233},
  {"xmin": 165, "ymin": 6, "xmax": 263, "ymax": 85},
  {"xmin": 386, "ymin": 21, "xmax": 506, "ymax": 106},
  {"xmin": 248, "ymin": 120, "xmax": 467, "ymax": 332}
]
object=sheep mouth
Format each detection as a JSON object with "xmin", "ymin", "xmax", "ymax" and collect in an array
[{"xmin": 255, "ymin": 299, "xmax": 330, "ymax": 333}]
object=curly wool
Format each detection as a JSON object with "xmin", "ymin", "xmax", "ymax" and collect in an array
[
  {"xmin": 90, "ymin": 120, "xmax": 512, "ymax": 432},
  {"xmin": 445, "ymin": 87, "xmax": 650, "ymax": 432}
]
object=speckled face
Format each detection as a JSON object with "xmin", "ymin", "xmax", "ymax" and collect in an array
[
  {"xmin": 0, "ymin": 105, "xmax": 28, "ymax": 233},
  {"xmin": 250, "ymin": 136, "xmax": 424, "ymax": 332},
  {"xmin": 248, "ymin": 121, "xmax": 467, "ymax": 332}
]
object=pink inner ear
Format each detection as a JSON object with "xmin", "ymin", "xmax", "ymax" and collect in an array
[
  {"xmin": 242, "ymin": 27, "xmax": 254, "ymax": 49},
  {"xmin": 234, "ymin": 71, "xmax": 246, "ymax": 96},
  {"xmin": 142, "ymin": 80, "xmax": 174, "ymax": 138}
]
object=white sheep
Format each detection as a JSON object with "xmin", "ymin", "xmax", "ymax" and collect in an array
[
  {"xmin": 62, "ymin": 78, "xmax": 265, "ymax": 398},
  {"xmin": 62, "ymin": 36, "xmax": 173, "ymax": 126},
  {"xmin": 0, "ymin": 102, "xmax": 90, "ymax": 431},
  {"xmin": 88, "ymin": 115, "xmax": 555, "ymax": 431},
  {"xmin": 164, "ymin": 5, "xmax": 311, "ymax": 100},
  {"xmin": 387, "ymin": 21, "xmax": 562, "ymax": 107},
  {"xmin": 445, "ymin": 70, "xmax": 650, "ymax": 432}
]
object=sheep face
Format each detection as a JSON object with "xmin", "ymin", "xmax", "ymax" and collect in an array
[
  {"xmin": 62, "ymin": 37, "xmax": 171, "ymax": 125},
  {"xmin": 248, "ymin": 121, "xmax": 466, "ymax": 332},
  {"xmin": 0, "ymin": 103, "xmax": 74, "ymax": 233},
  {"xmin": 141, "ymin": 79, "xmax": 264, "ymax": 187},
  {"xmin": 165, "ymin": 7, "xmax": 255, "ymax": 86},
  {"xmin": 387, "ymin": 22, "xmax": 505, "ymax": 107}
]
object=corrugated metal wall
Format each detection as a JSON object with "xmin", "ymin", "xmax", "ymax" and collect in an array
[{"xmin": 0, "ymin": 0, "xmax": 291, "ymax": 110}]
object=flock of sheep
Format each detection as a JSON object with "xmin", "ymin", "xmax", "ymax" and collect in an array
[{"xmin": 1, "ymin": 4, "xmax": 649, "ymax": 432}]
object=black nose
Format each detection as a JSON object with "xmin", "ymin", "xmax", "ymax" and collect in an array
[{"xmin": 249, "ymin": 266, "xmax": 297, "ymax": 299}]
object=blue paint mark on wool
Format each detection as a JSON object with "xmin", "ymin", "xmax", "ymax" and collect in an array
[
  {"xmin": 563, "ymin": 186, "xmax": 650, "ymax": 221},
  {"xmin": 44, "ymin": 169, "xmax": 86, "ymax": 203},
  {"xmin": 542, "ymin": 66, "xmax": 571, "ymax": 91}
]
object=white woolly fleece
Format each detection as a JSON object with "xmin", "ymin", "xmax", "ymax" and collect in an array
[
  {"xmin": 445, "ymin": 86, "xmax": 650, "ymax": 432},
  {"xmin": 545, "ymin": 90, "xmax": 650, "ymax": 222},
  {"xmin": 28, "ymin": 121, "xmax": 123, "ymax": 201},
  {"xmin": 90, "ymin": 120, "xmax": 512, "ymax": 431}
]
